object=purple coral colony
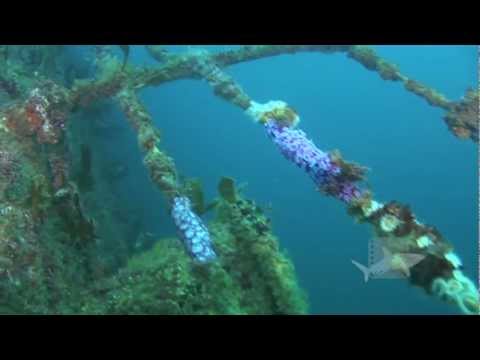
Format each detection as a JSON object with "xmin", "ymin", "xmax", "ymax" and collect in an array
[
  {"xmin": 247, "ymin": 100, "xmax": 363, "ymax": 203},
  {"xmin": 264, "ymin": 118, "xmax": 362, "ymax": 203}
]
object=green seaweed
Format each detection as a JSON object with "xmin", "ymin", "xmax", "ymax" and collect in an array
[
  {"xmin": 184, "ymin": 178, "xmax": 206, "ymax": 215},
  {"xmin": 218, "ymin": 176, "xmax": 237, "ymax": 203},
  {"xmin": 182, "ymin": 177, "xmax": 217, "ymax": 215}
]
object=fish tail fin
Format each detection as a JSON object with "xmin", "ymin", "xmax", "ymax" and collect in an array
[{"xmin": 351, "ymin": 259, "xmax": 370, "ymax": 282}]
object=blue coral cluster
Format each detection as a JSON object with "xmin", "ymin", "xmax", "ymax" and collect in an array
[
  {"xmin": 170, "ymin": 196, "xmax": 217, "ymax": 263},
  {"xmin": 264, "ymin": 119, "xmax": 361, "ymax": 203}
]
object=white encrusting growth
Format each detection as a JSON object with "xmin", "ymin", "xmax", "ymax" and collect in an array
[
  {"xmin": 445, "ymin": 252, "xmax": 463, "ymax": 269},
  {"xmin": 245, "ymin": 100, "xmax": 300, "ymax": 126},
  {"xmin": 416, "ymin": 235, "xmax": 433, "ymax": 248},
  {"xmin": 361, "ymin": 200, "xmax": 383, "ymax": 217},
  {"xmin": 380, "ymin": 214, "xmax": 401, "ymax": 233}
]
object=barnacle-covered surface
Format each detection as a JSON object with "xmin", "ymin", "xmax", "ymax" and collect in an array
[{"xmin": 443, "ymin": 88, "xmax": 479, "ymax": 142}]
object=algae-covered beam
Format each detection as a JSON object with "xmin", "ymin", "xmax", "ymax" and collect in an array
[
  {"xmin": 345, "ymin": 45, "xmax": 478, "ymax": 143},
  {"xmin": 115, "ymin": 89, "xmax": 178, "ymax": 199},
  {"xmin": 133, "ymin": 45, "xmax": 352, "ymax": 90},
  {"xmin": 96, "ymin": 47, "xmax": 180, "ymax": 202},
  {"xmin": 207, "ymin": 44, "xmax": 456, "ymax": 113},
  {"xmin": 138, "ymin": 45, "xmax": 477, "ymax": 142},
  {"xmin": 92, "ymin": 47, "xmax": 214, "ymax": 264},
  {"xmin": 211, "ymin": 45, "xmax": 352, "ymax": 66},
  {"xmin": 143, "ymin": 45, "xmax": 478, "ymax": 143},
  {"xmin": 17, "ymin": 44, "xmax": 472, "ymax": 142},
  {"xmin": 208, "ymin": 45, "xmax": 477, "ymax": 143},
  {"xmin": 3, "ymin": 45, "xmax": 459, "ymax": 146},
  {"xmin": 138, "ymin": 44, "xmax": 452, "ymax": 108},
  {"xmin": 345, "ymin": 46, "xmax": 451, "ymax": 108},
  {"xmin": 115, "ymin": 89, "xmax": 216, "ymax": 264},
  {"xmin": 3, "ymin": 44, "xmax": 466, "ymax": 142}
]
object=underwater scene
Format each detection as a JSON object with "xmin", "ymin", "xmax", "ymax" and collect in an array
[{"xmin": 0, "ymin": 45, "xmax": 478, "ymax": 315}]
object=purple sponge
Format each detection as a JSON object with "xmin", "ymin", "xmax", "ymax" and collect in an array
[{"xmin": 264, "ymin": 120, "xmax": 362, "ymax": 203}]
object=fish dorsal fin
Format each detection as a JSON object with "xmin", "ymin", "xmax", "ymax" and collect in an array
[{"xmin": 401, "ymin": 254, "xmax": 425, "ymax": 267}]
